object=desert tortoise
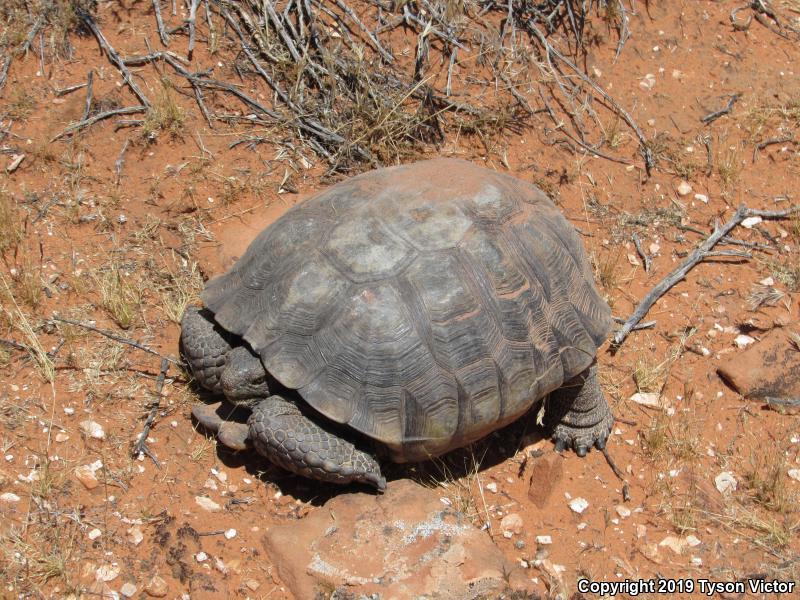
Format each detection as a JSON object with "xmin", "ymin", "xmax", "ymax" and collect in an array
[{"xmin": 181, "ymin": 158, "xmax": 613, "ymax": 490}]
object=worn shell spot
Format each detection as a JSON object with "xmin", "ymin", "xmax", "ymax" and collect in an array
[{"xmin": 326, "ymin": 218, "xmax": 413, "ymax": 279}]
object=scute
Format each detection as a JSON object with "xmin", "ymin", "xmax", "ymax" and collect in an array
[{"xmin": 201, "ymin": 158, "xmax": 611, "ymax": 460}]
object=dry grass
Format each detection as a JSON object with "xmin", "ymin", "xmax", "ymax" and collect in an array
[
  {"xmin": 142, "ymin": 79, "xmax": 186, "ymax": 141},
  {"xmin": 0, "ymin": 189, "xmax": 23, "ymax": 255},
  {"xmin": 593, "ymin": 251, "xmax": 622, "ymax": 291},
  {"xmin": 741, "ymin": 448, "xmax": 796, "ymax": 514},
  {"xmin": 94, "ymin": 264, "xmax": 141, "ymax": 330},
  {"xmin": 768, "ymin": 255, "xmax": 800, "ymax": 291},
  {"xmin": 717, "ymin": 145, "xmax": 741, "ymax": 189},
  {"xmin": 0, "ymin": 272, "xmax": 54, "ymax": 381}
]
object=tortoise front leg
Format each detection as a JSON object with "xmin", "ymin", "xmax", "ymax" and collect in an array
[
  {"xmin": 545, "ymin": 362, "xmax": 613, "ymax": 456},
  {"xmin": 249, "ymin": 396, "xmax": 386, "ymax": 491}
]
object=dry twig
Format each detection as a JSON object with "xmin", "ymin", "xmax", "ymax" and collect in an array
[
  {"xmin": 132, "ymin": 358, "xmax": 170, "ymax": 467},
  {"xmin": 613, "ymin": 204, "xmax": 800, "ymax": 346}
]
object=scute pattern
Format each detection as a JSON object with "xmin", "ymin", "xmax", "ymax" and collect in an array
[{"xmin": 201, "ymin": 158, "xmax": 611, "ymax": 461}]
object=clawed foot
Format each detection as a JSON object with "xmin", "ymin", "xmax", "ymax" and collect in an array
[
  {"xmin": 552, "ymin": 418, "xmax": 612, "ymax": 457},
  {"xmin": 545, "ymin": 363, "xmax": 614, "ymax": 457},
  {"xmin": 192, "ymin": 401, "xmax": 251, "ymax": 451}
]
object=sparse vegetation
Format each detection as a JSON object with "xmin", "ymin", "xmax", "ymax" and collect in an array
[
  {"xmin": 142, "ymin": 79, "xmax": 186, "ymax": 141},
  {"xmin": 0, "ymin": 1, "xmax": 798, "ymax": 597}
]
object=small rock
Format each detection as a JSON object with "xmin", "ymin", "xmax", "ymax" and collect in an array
[
  {"xmin": 96, "ymin": 565, "xmax": 120, "ymax": 582},
  {"xmin": 79, "ymin": 420, "xmax": 106, "ymax": 440},
  {"xmin": 535, "ymin": 535, "xmax": 552, "ymax": 545},
  {"xmin": 224, "ymin": 528, "xmax": 237, "ymax": 539},
  {"xmin": 715, "ymin": 471, "xmax": 737, "ymax": 494},
  {"xmin": 55, "ymin": 432, "xmax": 69, "ymax": 442},
  {"xmin": 0, "ymin": 492, "xmax": 21, "ymax": 503},
  {"xmin": 629, "ymin": 392, "xmax": 661, "ymax": 408},
  {"xmin": 127, "ymin": 526, "xmax": 144, "ymax": 546},
  {"xmin": 195, "ymin": 496, "xmax": 221, "ymax": 512},
  {"xmin": 759, "ymin": 276, "xmax": 774, "ymax": 286},
  {"xmin": 120, "ymin": 582, "xmax": 137, "ymax": 598},
  {"xmin": 686, "ymin": 535, "xmax": 701, "ymax": 547},
  {"xmin": 694, "ymin": 193, "xmax": 709, "ymax": 203},
  {"xmin": 500, "ymin": 513, "xmax": 523, "ymax": 537},
  {"xmin": 527, "ymin": 454, "xmax": 564, "ymax": 508},
  {"xmin": 75, "ymin": 465, "xmax": 100, "ymax": 490},
  {"xmin": 690, "ymin": 556, "xmax": 703, "ymax": 566},
  {"xmin": 195, "ymin": 552, "xmax": 208, "ymax": 563},
  {"xmin": 659, "ymin": 536, "xmax": 687, "ymax": 555},
  {"xmin": 616, "ymin": 505, "xmax": 631, "ymax": 519},
  {"xmin": 214, "ymin": 557, "xmax": 228, "ymax": 574},
  {"xmin": 734, "ymin": 334, "xmax": 756, "ymax": 348},
  {"xmin": 145, "ymin": 575, "xmax": 168, "ymax": 597},
  {"xmin": 244, "ymin": 579, "xmax": 261, "ymax": 591},
  {"xmin": 64, "ymin": 407, "xmax": 75, "ymax": 415},
  {"xmin": 649, "ymin": 242, "xmax": 660, "ymax": 255},
  {"xmin": 788, "ymin": 469, "xmax": 800, "ymax": 482},
  {"xmin": 485, "ymin": 482, "xmax": 498, "ymax": 493},
  {"xmin": 639, "ymin": 73, "xmax": 656, "ymax": 90},
  {"xmin": 677, "ymin": 181, "xmax": 692, "ymax": 196},
  {"xmin": 635, "ymin": 524, "xmax": 647, "ymax": 539},
  {"xmin": 88, "ymin": 528, "xmax": 102, "ymax": 540},
  {"xmin": 741, "ymin": 216, "xmax": 763, "ymax": 229},
  {"xmin": 568, "ymin": 497, "xmax": 589, "ymax": 514}
]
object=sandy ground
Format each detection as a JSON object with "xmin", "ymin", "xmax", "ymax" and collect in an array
[{"xmin": 1, "ymin": 1, "xmax": 799, "ymax": 598}]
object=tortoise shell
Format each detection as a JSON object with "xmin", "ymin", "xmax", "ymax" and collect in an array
[{"xmin": 202, "ymin": 158, "xmax": 611, "ymax": 461}]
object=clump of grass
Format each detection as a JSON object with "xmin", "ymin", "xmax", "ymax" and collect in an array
[
  {"xmin": 593, "ymin": 251, "xmax": 622, "ymax": 291},
  {"xmin": 95, "ymin": 265, "xmax": 140, "ymax": 329},
  {"xmin": 717, "ymin": 145, "xmax": 740, "ymax": 188},
  {"xmin": 741, "ymin": 449, "xmax": 796, "ymax": 513},
  {"xmin": 633, "ymin": 356, "xmax": 665, "ymax": 393},
  {"xmin": 13, "ymin": 262, "xmax": 42, "ymax": 309},
  {"xmin": 142, "ymin": 79, "xmax": 185, "ymax": 140},
  {"xmin": 747, "ymin": 284, "xmax": 785, "ymax": 311},
  {"xmin": 0, "ymin": 272, "xmax": 54, "ymax": 381},
  {"xmin": 639, "ymin": 412, "xmax": 701, "ymax": 463},
  {"xmin": 157, "ymin": 260, "xmax": 203, "ymax": 324},
  {"xmin": 6, "ymin": 88, "xmax": 36, "ymax": 119},
  {"xmin": 0, "ymin": 190, "xmax": 23, "ymax": 255},
  {"xmin": 769, "ymin": 256, "xmax": 800, "ymax": 291}
]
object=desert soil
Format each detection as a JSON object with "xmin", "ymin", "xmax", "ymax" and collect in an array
[{"xmin": 1, "ymin": 1, "xmax": 799, "ymax": 599}]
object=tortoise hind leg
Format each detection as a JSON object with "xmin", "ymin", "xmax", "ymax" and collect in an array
[
  {"xmin": 249, "ymin": 396, "xmax": 386, "ymax": 491},
  {"xmin": 545, "ymin": 362, "xmax": 613, "ymax": 456}
]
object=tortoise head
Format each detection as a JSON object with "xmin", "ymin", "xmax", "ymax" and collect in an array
[{"xmin": 220, "ymin": 345, "xmax": 271, "ymax": 406}]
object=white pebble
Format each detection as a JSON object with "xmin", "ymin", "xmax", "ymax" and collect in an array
[
  {"xmin": 120, "ymin": 582, "xmax": 137, "ymax": 598},
  {"xmin": 224, "ymin": 528, "xmax": 237, "ymax": 539},
  {"xmin": 0, "ymin": 492, "xmax": 21, "ymax": 503},
  {"xmin": 741, "ymin": 216, "xmax": 762, "ymax": 229},
  {"xmin": 485, "ymin": 482, "xmax": 498, "ymax": 493},
  {"xmin": 79, "ymin": 420, "xmax": 105, "ymax": 440},
  {"xmin": 88, "ymin": 528, "xmax": 102, "ymax": 540},
  {"xmin": 535, "ymin": 535, "xmax": 553, "ymax": 545},
  {"xmin": 569, "ymin": 497, "xmax": 589, "ymax": 514},
  {"xmin": 677, "ymin": 181, "xmax": 692, "ymax": 196},
  {"xmin": 616, "ymin": 505, "xmax": 631, "ymax": 519},
  {"xmin": 195, "ymin": 552, "xmax": 208, "ymax": 562},
  {"xmin": 195, "ymin": 496, "xmax": 222, "ymax": 512}
]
